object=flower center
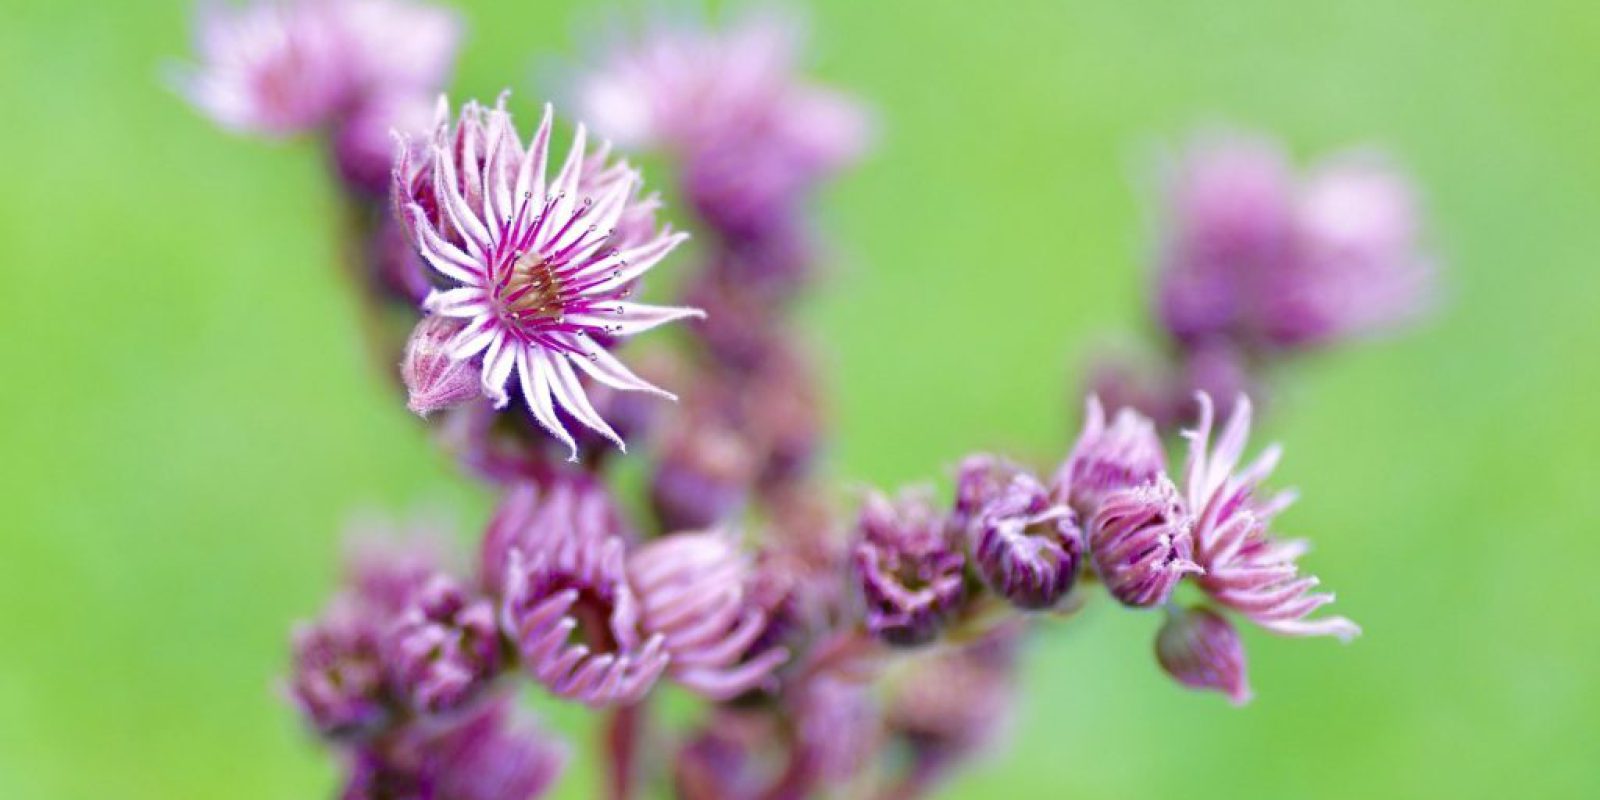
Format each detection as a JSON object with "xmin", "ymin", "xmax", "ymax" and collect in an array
[{"xmin": 497, "ymin": 251, "xmax": 566, "ymax": 329}]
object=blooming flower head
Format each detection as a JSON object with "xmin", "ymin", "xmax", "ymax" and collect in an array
[
  {"xmin": 851, "ymin": 490, "xmax": 967, "ymax": 647},
  {"xmin": 1183, "ymin": 393, "xmax": 1360, "ymax": 640},
  {"xmin": 1057, "ymin": 396, "xmax": 1168, "ymax": 516},
  {"xmin": 1156, "ymin": 605, "xmax": 1252, "ymax": 705},
  {"xmin": 495, "ymin": 495, "xmax": 667, "ymax": 707},
  {"xmin": 1088, "ymin": 477, "xmax": 1201, "ymax": 608},
  {"xmin": 396, "ymin": 95, "xmax": 698, "ymax": 459},
  {"xmin": 628, "ymin": 530, "xmax": 790, "ymax": 699}
]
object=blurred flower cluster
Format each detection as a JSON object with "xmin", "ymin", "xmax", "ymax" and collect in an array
[
  {"xmin": 179, "ymin": 2, "xmax": 1414, "ymax": 798},
  {"xmin": 1088, "ymin": 130, "xmax": 1439, "ymax": 429}
]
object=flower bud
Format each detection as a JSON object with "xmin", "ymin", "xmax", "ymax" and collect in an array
[
  {"xmin": 1156, "ymin": 606, "xmax": 1252, "ymax": 705},
  {"xmin": 289, "ymin": 604, "xmax": 390, "ymax": 738},
  {"xmin": 402, "ymin": 316, "xmax": 482, "ymax": 417},
  {"xmin": 1057, "ymin": 397, "xmax": 1167, "ymax": 517},
  {"xmin": 851, "ymin": 491, "xmax": 966, "ymax": 647},
  {"xmin": 385, "ymin": 574, "xmax": 501, "ymax": 715},
  {"xmin": 1088, "ymin": 478, "xmax": 1201, "ymax": 607},
  {"xmin": 971, "ymin": 474, "xmax": 1083, "ymax": 610}
]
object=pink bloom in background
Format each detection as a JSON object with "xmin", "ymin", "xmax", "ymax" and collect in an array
[
  {"xmin": 576, "ymin": 10, "xmax": 870, "ymax": 237},
  {"xmin": 178, "ymin": 0, "xmax": 460, "ymax": 139},
  {"xmin": 1183, "ymin": 393, "xmax": 1360, "ymax": 640},
  {"xmin": 178, "ymin": 0, "xmax": 351, "ymax": 136},
  {"xmin": 1155, "ymin": 130, "xmax": 1437, "ymax": 353},
  {"xmin": 396, "ymin": 96, "xmax": 698, "ymax": 459}
]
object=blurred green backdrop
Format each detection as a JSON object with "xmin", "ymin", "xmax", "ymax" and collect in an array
[{"xmin": 3, "ymin": 0, "xmax": 1597, "ymax": 797}]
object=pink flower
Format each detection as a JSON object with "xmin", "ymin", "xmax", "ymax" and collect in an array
[
  {"xmin": 1183, "ymin": 393, "xmax": 1360, "ymax": 640},
  {"xmin": 396, "ymin": 95, "xmax": 698, "ymax": 459},
  {"xmin": 629, "ymin": 531, "xmax": 790, "ymax": 699},
  {"xmin": 177, "ymin": 0, "xmax": 461, "ymax": 138},
  {"xmin": 576, "ymin": 11, "xmax": 870, "ymax": 237},
  {"xmin": 178, "ymin": 0, "xmax": 350, "ymax": 136}
]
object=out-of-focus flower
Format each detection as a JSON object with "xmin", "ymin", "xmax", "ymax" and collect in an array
[
  {"xmin": 648, "ymin": 412, "xmax": 758, "ymax": 533},
  {"xmin": 1088, "ymin": 478, "xmax": 1201, "ymax": 608},
  {"xmin": 1268, "ymin": 154, "xmax": 1435, "ymax": 347},
  {"xmin": 290, "ymin": 600, "xmax": 391, "ymax": 738},
  {"xmin": 333, "ymin": 90, "xmax": 439, "ymax": 196},
  {"xmin": 498, "ymin": 520, "xmax": 667, "ymax": 707},
  {"xmin": 951, "ymin": 454, "xmax": 1019, "ymax": 534},
  {"xmin": 1183, "ymin": 393, "xmax": 1359, "ymax": 640},
  {"xmin": 629, "ymin": 531, "xmax": 789, "ymax": 699},
  {"xmin": 340, "ymin": 698, "xmax": 566, "ymax": 800},
  {"xmin": 403, "ymin": 315, "xmax": 484, "ymax": 417},
  {"xmin": 385, "ymin": 573, "xmax": 502, "ymax": 715},
  {"xmin": 290, "ymin": 518, "xmax": 453, "ymax": 737},
  {"xmin": 886, "ymin": 623, "xmax": 1021, "ymax": 772},
  {"xmin": 177, "ymin": 0, "xmax": 350, "ymax": 136},
  {"xmin": 576, "ymin": 11, "xmax": 869, "ymax": 239},
  {"xmin": 1057, "ymin": 396, "xmax": 1167, "ymax": 517},
  {"xmin": 1155, "ymin": 605, "xmax": 1252, "ymax": 705},
  {"xmin": 1156, "ymin": 132, "xmax": 1294, "ymax": 346},
  {"xmin": 395, "ymin": 96, "xmax": 697, "ymax": 459},
  {"xmin": 969, "ymin": 472, "xmax": 1083, "ymax": 610},
  {"xmin": 1154, "ymin": 131, "xmax": 1435, "ymax": 354},
  {"xmin": 852, "ymin": 490, "xmax": 966, "ymax": 647},
  {"xmin": 674, "ymin": 710, "xmax": 784, "ymax": 800},
  {"xmin": 177, "ymin": 0, "xmax": 461, "ymax": 139},
  {"xmin": 792, "ymin": 673, "xmax": 881, "ymax": 785}
]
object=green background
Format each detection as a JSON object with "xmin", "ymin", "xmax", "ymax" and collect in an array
[{"xmin": 3, "ymin": 0, "xmax": 1596, "ymax": 797}]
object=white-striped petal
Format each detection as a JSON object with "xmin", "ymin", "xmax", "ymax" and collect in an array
[
  {"xmin": 547, "ymin": 355, "xmax": 623, "ymax": 450},
  {"xmin": 569, "ymin": 302, "xmax": 704, "ymax": 337},
  {"xmin": 518, "ymin": 348, "xmax": 579, "ymax": 460},
  {"xmin": 568, "ymin": 336, "xmax": 674, "ymax": 400}
]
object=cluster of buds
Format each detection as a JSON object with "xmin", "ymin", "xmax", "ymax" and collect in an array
[
  {"xmin": 182, "ymin": 4, "xmax": 1391, "ymax": 799},
  {"xmin": 1088, "ymin": 129, "xmax": 1439, "ymax": 429},
  {"xmin": 847, "ymin": 392, "xmax": 1357, "ymax": 708}
]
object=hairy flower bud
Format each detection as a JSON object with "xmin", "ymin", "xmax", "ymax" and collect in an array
[
  {"xmin": 1156, "ymin": 606, "xmax": 1252, "ymax": 705},
  {"xmin": 1089, "ymin": 478, "xmax": 1201, "ymax": 607},
  {"xmin": 403, "ymin": 316, "xmax": 483, "ymax": 417},
  {"xmin": 1058, "ymin": 397, "xmax": 1167, "ymax": 516},
  {"xmin": 851, "ymin": 491, "xmax": 966, "ymax": 647},
  {"xmin": 970, "ymin": 473, "xmax": 1083, "ymax": 610},
  {"xmin": 385, "ymin": 574, "xmax": 502, "ymax": 715}
]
